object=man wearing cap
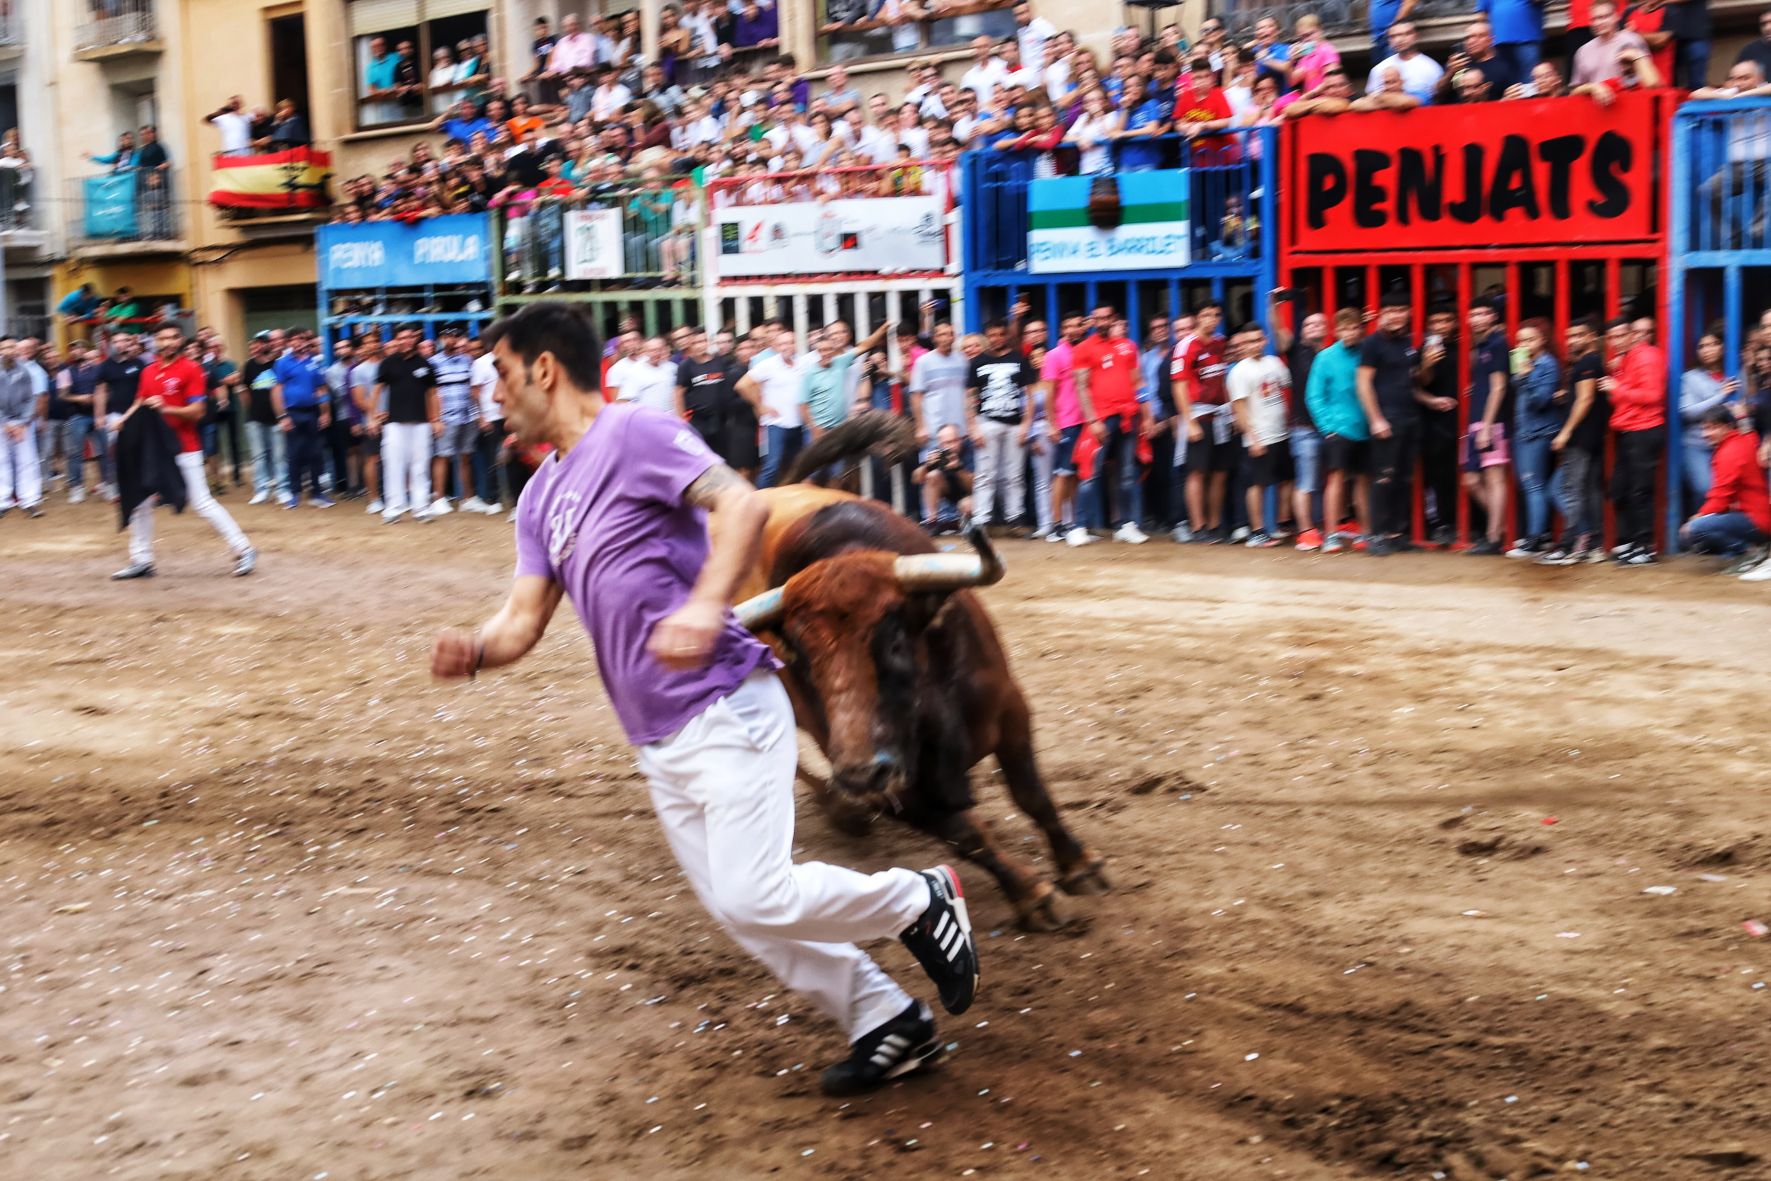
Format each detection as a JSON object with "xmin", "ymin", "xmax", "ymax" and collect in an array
[{"xmin": 430, "ymin": 328, "xmax": 477, "ymax": 516}]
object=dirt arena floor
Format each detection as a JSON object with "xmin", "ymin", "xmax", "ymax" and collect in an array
[{"xmin": 3, "ymin": 498, "xmax": 1769, "ymax": 1181}]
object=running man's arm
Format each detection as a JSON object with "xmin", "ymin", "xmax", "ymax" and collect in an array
[
  {"xmin": 432, "ymin": 575, "xmax": 565, "ymax": 679},
  {"xmin": 647, "ymin": 463, "xmax": 768, "ymax": 669}
]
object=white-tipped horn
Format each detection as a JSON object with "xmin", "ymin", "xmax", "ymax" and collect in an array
[
  {"xmin": 733, "ymin": 586, "xmax": 785, "ymax": 632},
  {"xmin": 891, "ymin": 552, "xmax": 1001, "ymax": 592}
]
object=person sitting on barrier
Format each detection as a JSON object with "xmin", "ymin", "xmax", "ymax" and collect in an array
[
  {"xmin": 1279, "ymin": 66, "xmax": 1355, "ymax": 119},
  {"xmin": 1352, "ymin": 66, "xmax": 1422, "ymax": 112},
  {"xmin": 1682, "ymin": 406, "xmax": 1771, "ymax": 564}
]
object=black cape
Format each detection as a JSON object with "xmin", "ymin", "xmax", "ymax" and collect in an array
[{"xmin": 115, "ymin": 407, "xmax": 188, "ymax": 529}]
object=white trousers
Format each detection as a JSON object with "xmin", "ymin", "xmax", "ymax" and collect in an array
[
  {"xmin": 0, "ymin": 422, "xmax": 43, "ymax": 509},
  {"xmin": 638, "ymin": 670, "xmax": 927, "ymax": 1041},
  {"xmin": 973, "ymin": 418, "xmax": 1027, "ymax": 526},
  {"xmin": 129, "ymin": 451, "xmax": 250, "ymax": 565},
  {"xmin": 1029, "ymin": 434, "xmax": 1054, "ymax": 532},
  {"xmin": 381, "ymin": 422, "xmax": 432, "ymax": 516}
]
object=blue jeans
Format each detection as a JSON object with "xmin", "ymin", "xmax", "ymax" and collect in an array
[
  {"xmin": 1552, "ymin": 445, "xmax": 1603, "ymax": 545},
  {"xmin": 1682, "ymin": 511, "xmax": 1764, "ymax": 555},
  {"xmin": 246, "ymin": 419, "xmax": 291, "ymax": 497},
  {"xmin": 1290, "ymin": 427, "xmax": 1322, "ymax": 495},
  {"xmin": 1514, "ymin": 435, "xmax": 1555, "ymax": 540},
  {"xmin": 1085, "ymin": 415, "xmax": 1142, "ymax": 529},
  {"xmin": 285, "ymin": 408, "xmax": 327, "ymax": 499},
  {"xmin": 1682, "ymin": 439, "xmax": 1712, "ymax": 506},
  {"xmin": 759, "ymin": 425, "xmax": 805, "ymax": 488},
  {"xmin": 46, "ymin": 416, "xmax": 95, "ymax": 487},
  {"xmin": 1496, "ymin": 41, "xmax": 1540, "ymax": 85}
]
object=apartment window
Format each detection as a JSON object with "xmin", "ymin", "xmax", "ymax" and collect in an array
[
  {"xmin": 821, "ymin": 0, "xmax": 1016, "ymax": 64},
  {"xmin": 350, "ymin": 1, "xmax": 490, "ymax": 130}
]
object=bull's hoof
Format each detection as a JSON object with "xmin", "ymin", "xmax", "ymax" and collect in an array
[
  {"xmin": 1058, "ymin": 856, "xmax": 1112, "ymax": 896},
  {"xmin": 1014, "ymin": 885, "xmax": 1072, "ymax": 932}
]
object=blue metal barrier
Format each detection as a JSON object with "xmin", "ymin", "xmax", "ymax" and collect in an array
[
  {"xmin": 960, "ymin": 128, "xmax": 1279, "ymax": 333},
  {"xmin": 1668, "ymin": 98, "xmax": 1771, "ymax": 548}
]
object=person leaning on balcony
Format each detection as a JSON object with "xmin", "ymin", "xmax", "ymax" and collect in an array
[
  {"xmin": 1280, "ymin": 66, "xmax": 1355, "ymax": 120},
  {"xmin": 1572, "ymin": 1, "xmax": 1651, "ymax": 86},
  {"xmin": 136, "ymin": 125, "xmax": 169, "ymax": 173},
  {"xmin": 1351, "ymin": 66, "xmax": 1422, "ymax": 113},
  {"xmin": 268, "ymin": 100, "xmax": 310, "ymax": 149},
  {"xmin": 87, "ymin": 131, "xmax": 137, "ymax": 173},
  {"xmin": 1571, "ymin": 45, "xmax": 1662, "ymax": 105}
]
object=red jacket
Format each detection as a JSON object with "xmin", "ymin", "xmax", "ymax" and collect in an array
[
  {"xmin": 1698, "ymin": 431, "xmax": 1771, "ymax": 535},
  {"xmin": 1610, "ymin": 343, "xmax": 1667, "ymax": 432}
]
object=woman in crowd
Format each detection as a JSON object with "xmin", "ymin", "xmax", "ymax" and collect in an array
[
  {"xmin": 429, "ymin": 46, "xmax": 460, "ymax": 115},
  {"xmin": 1678, "ymin": 331, "xmax": 1737, "ymax": 506},
  {"xmin": 1064, "ymin": 87, "xmax": 1120, "ymax": 175},
  {"xmin": 1509, "ymin": 322, "xmax": 1564, "ymax": 557}
]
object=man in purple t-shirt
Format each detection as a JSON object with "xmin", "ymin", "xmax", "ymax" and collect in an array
[{"xmin": 430, "ymin": 303, "xmax": 979, "ymax": 1097}]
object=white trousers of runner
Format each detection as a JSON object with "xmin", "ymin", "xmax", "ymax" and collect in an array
[
  {"xmin": 1028, "ymin": 432, "xmax": 1055, "ymax": 532},
  {"xmin": 0, "ymin": 421, "xmax": 43, "ymax": 509},
  {"xmin": 129, "ymin": 451, "xmax": 250, "ymax": 566},
  {"xmin": 972, "ymin": 417, "xmax": 1026, "ymax": 526},
  {"xmin": 638, "ymin": 670, "xmax": 929, "ymax": 1042},
  {"xmin": 380, "ymin": 422, "xmax": 432, "ymax": 516}
]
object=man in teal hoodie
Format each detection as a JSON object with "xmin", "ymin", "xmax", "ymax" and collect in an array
[{"xmin": 1306, "ymin": 308, "xmax": 1369, "ymax": 553}]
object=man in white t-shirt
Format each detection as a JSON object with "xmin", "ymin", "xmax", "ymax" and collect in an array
[
  {"xmin": 908, "ymin": 323, "xmax": 971, "ymax": 446},
  {"xmin": 1226, "ymin": 323, "xmax": 1293, "ymax": 547},
  {"xmin": 1366, "ymin": 21, "xmax": 1444, "ymax": 104},
  {"xmin": 463, "ymin": 336, "xmax": 504, "ymax": 514},
  {"xmin": 1014, "ymin": 2, "xmax": 1056, "ymax": 77},
  {"xmin": 607, "ymin": 336, "xmax": 679, "ymax": 416},
  {"xmin": 206, "ymin": 96, "xmax": 256, "ymax": 156},
  {"xmin": 737, "ymin": 326, "xmax": 811, "ymax": 486},
  {"xmin": 960, "ymin": 36, "xmax": 1009, "ymax": 100}
]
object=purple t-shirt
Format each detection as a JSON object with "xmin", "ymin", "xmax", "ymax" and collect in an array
[{"xmin": 514, "ymin": 402, "xmax": 776, "ymax": 745}]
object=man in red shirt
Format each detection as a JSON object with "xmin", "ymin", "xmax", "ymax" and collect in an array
[
  {"xmin": 1602, "ymin": 315, "xmax": 1667, "ymax": 564},
  {"xmin": 1682, "ymin": 407, "xmax": 1771, "ymax": 561},
  {"xmin": 1171, "ymin": 301, "xmax": 1233, "ymax": 541},
  {"xmin": 113, "ymin": 325, "xmax": 256, "ymax": 580},
  {"xmin": 1072, "ymin": 304, "xmax": 1150, "ymax": 545}
]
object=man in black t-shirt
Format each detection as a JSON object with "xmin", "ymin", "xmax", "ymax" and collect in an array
[
  {"xmin": 1541, "ymin": 319, "xmax": 1609, "ymax": 564},
  {"xmin": 1356, "ymin": 291, "xmax": 1424, "ymax": 555},
  {"xmin": 95, "ymin": 334, "xmax": 147, "ymax": 501},
  {"xmin": 374, "ymin": 325, "xmax": 438, "ymax": 522},
  {"xmin": 675, "ymin": 327, "xmax": 752, "ymax": 477},
  {"xmin": 1414, "ymin": 305, "xmax": 1465, "ymax": 545},
  {"xmin": 965, "ymin": 318, "xmax": 1038, "ymax": 530},
  {"xmin": 240, "ymin": 332, "xmax": 289, "ymax": 504}
]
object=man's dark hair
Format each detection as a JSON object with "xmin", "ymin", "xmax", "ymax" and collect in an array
[
  {"xmin": 1703, "ymin": 405, "xmax": 1737, "ymax": 428},
  {"xmin": 984, "ymin": 317, "xmax": 1010, "ymax": 333},
  {"xmin": 1153, "ymin": 48, "xmax": 1176, "ymax": 67},
  {"xmin": 1605, "ymin": 315, "xmax": 1631, "ymax": 332},
  {"xmin": 1380, "ymin": 289, "xmax": 1411, "ymax": 309},
  {"xmin": 483, "ymin": 301, "xmax": 603, "ymax": 392}
]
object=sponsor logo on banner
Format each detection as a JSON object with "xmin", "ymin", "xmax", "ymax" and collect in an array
[
  {"xmin": 564, "ymin": 209, "xmax": 624, "ymax": 280},
  {"xmin": 1027, "ymin": 171, "xmax": 1191, "ymax": 273},
  {"xmin": 714, "ymin": 196, "xmax": 944, "ymax": 278}
]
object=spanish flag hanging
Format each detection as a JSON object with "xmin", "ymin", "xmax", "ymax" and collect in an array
[{"xmin": 208, "ymin": 147, "xmax": 332, "ymax": 210}]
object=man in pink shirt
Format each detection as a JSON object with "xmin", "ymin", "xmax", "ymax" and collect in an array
[
  {"xmin": 1040, "ymin": 312, "xmax": 1087, "ymax": 539},
  {"xmin": 545, "ymin": 12, "xmax": 598, "ymax": 77}
]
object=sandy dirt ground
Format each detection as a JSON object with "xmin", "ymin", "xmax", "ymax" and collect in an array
[{"xmin": 2, "ymin": 498, "xmax": 1769, "ymax": 1181}]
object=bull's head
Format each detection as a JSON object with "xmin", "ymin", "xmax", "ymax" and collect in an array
[{"xmin": 735, "ymin": 527, "xmax": 1004, "ymax": 813}]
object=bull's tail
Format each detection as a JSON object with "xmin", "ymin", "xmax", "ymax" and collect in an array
[{"xmin": 780, "ymin": 411, "xmax": 918, "ymax": 486}]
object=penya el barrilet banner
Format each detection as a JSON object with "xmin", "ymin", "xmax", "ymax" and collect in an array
[{"xmin": 1282, "ymin": 90, "xmax": 1667, "ymax": 255}]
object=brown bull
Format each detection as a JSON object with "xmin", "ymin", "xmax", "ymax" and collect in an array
[{"xmin": 726, "ymin": 419, "xmax": 1108, "ymax": 930}]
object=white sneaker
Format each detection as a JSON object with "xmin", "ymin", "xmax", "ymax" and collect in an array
[
  {"xmin": 68, "ymin": 487, "xmax": 86, "ymax": 505},
  {"xmin": 1230, "ymin": 525, "xmax": 1251, "ymax": 544},
  {"xmin": 367, "ymin": 499, "xmax": 384, "ymax": 514},
  {"xmin": 1029, "ymin": 526, "xmax": 1053, "ymax": 541},
  {"xmin": 1114, "ymin": 523, "xmax": 1150, "ymax": 545},
  {"xmin": 428, "ymin": 497, "xmax": 454, "ymax": 516},
  {"xmin": 481, "ymin": 501, "xmax": 503, "ymax": 515},
  {"xmin": 382, "ymin": 510, "xmax": 404, "ymax": 524},
  {"xmin": 460, "ymin": 496, "xmax": 490, "ymax": 513},
  {"xmin": 1741, "ymin": 561, "xmax": 1771, "ymax": 582},
  {"xmin": 1046, "ymin": 527, "xmax": 1068, "ymax": 544},
  {"xmin": 1065, "ymin": 527, "xmax": 1098, "ymax": 547},
  {"xmin": 248, "ymin": 491, "xmax": 269, "ymax": 505}
]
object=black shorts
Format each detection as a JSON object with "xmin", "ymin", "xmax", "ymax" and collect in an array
[
  {"xmin": 1321, "ymin": 433, "xmax": 1369, "ymax": 475},
  {"xmin": 1241, "ymin": 439, "xmax": 1291, "ymax": 487},
  {"xmin": 1185, "ymin": 419, "xmax": 1241, "ymax": 476}
]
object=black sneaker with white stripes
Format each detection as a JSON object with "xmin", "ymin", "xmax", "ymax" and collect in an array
[
  {"xmin": 820, "ymin": 1000, "xmax": 941, "ymax": 1097},
  {"xmin": 900, "ymin": 865, "xmax": 978, "ymax": 1016}
]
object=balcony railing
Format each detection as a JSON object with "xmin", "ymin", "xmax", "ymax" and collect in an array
[
  {"xmin": 1676, "ymin": 98, "xmax": 1771, "ymax": 256},
  {"xmin": 496, "ymin": 181, "xmax": 704, "ymax": 294},
  {"xmin": 68, "ymin": 168, "xmax": 181, "ymax": 246},
  {"xmin": 1218, "ymin": 0, "xmax": 1471, "ymax": 42},
  {"xmin": 74, "ymin": 0, "xmax": 159, "ymax": 53}
]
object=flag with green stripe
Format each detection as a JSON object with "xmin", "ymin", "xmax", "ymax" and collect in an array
[{"xmin": 1027, "ymin": 170, "xmax": 1191, "ymax": 274}]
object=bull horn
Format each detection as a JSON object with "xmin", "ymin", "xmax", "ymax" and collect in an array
[
  {"xmin": 733, "ymin": 586, "xmax": 785, "ymax": 632},
  {"xmin": 893, "ymin": 525, "xmax": 1006, "ymax": 591}
]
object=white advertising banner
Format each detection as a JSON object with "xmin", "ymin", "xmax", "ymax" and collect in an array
[
  {"xmin": 715, "ymin": 196, "xmax": 945, "ymax": 278},
  {"xmin": 563, "ymin": 209, "xmax": 624, "ymax": 280}
]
